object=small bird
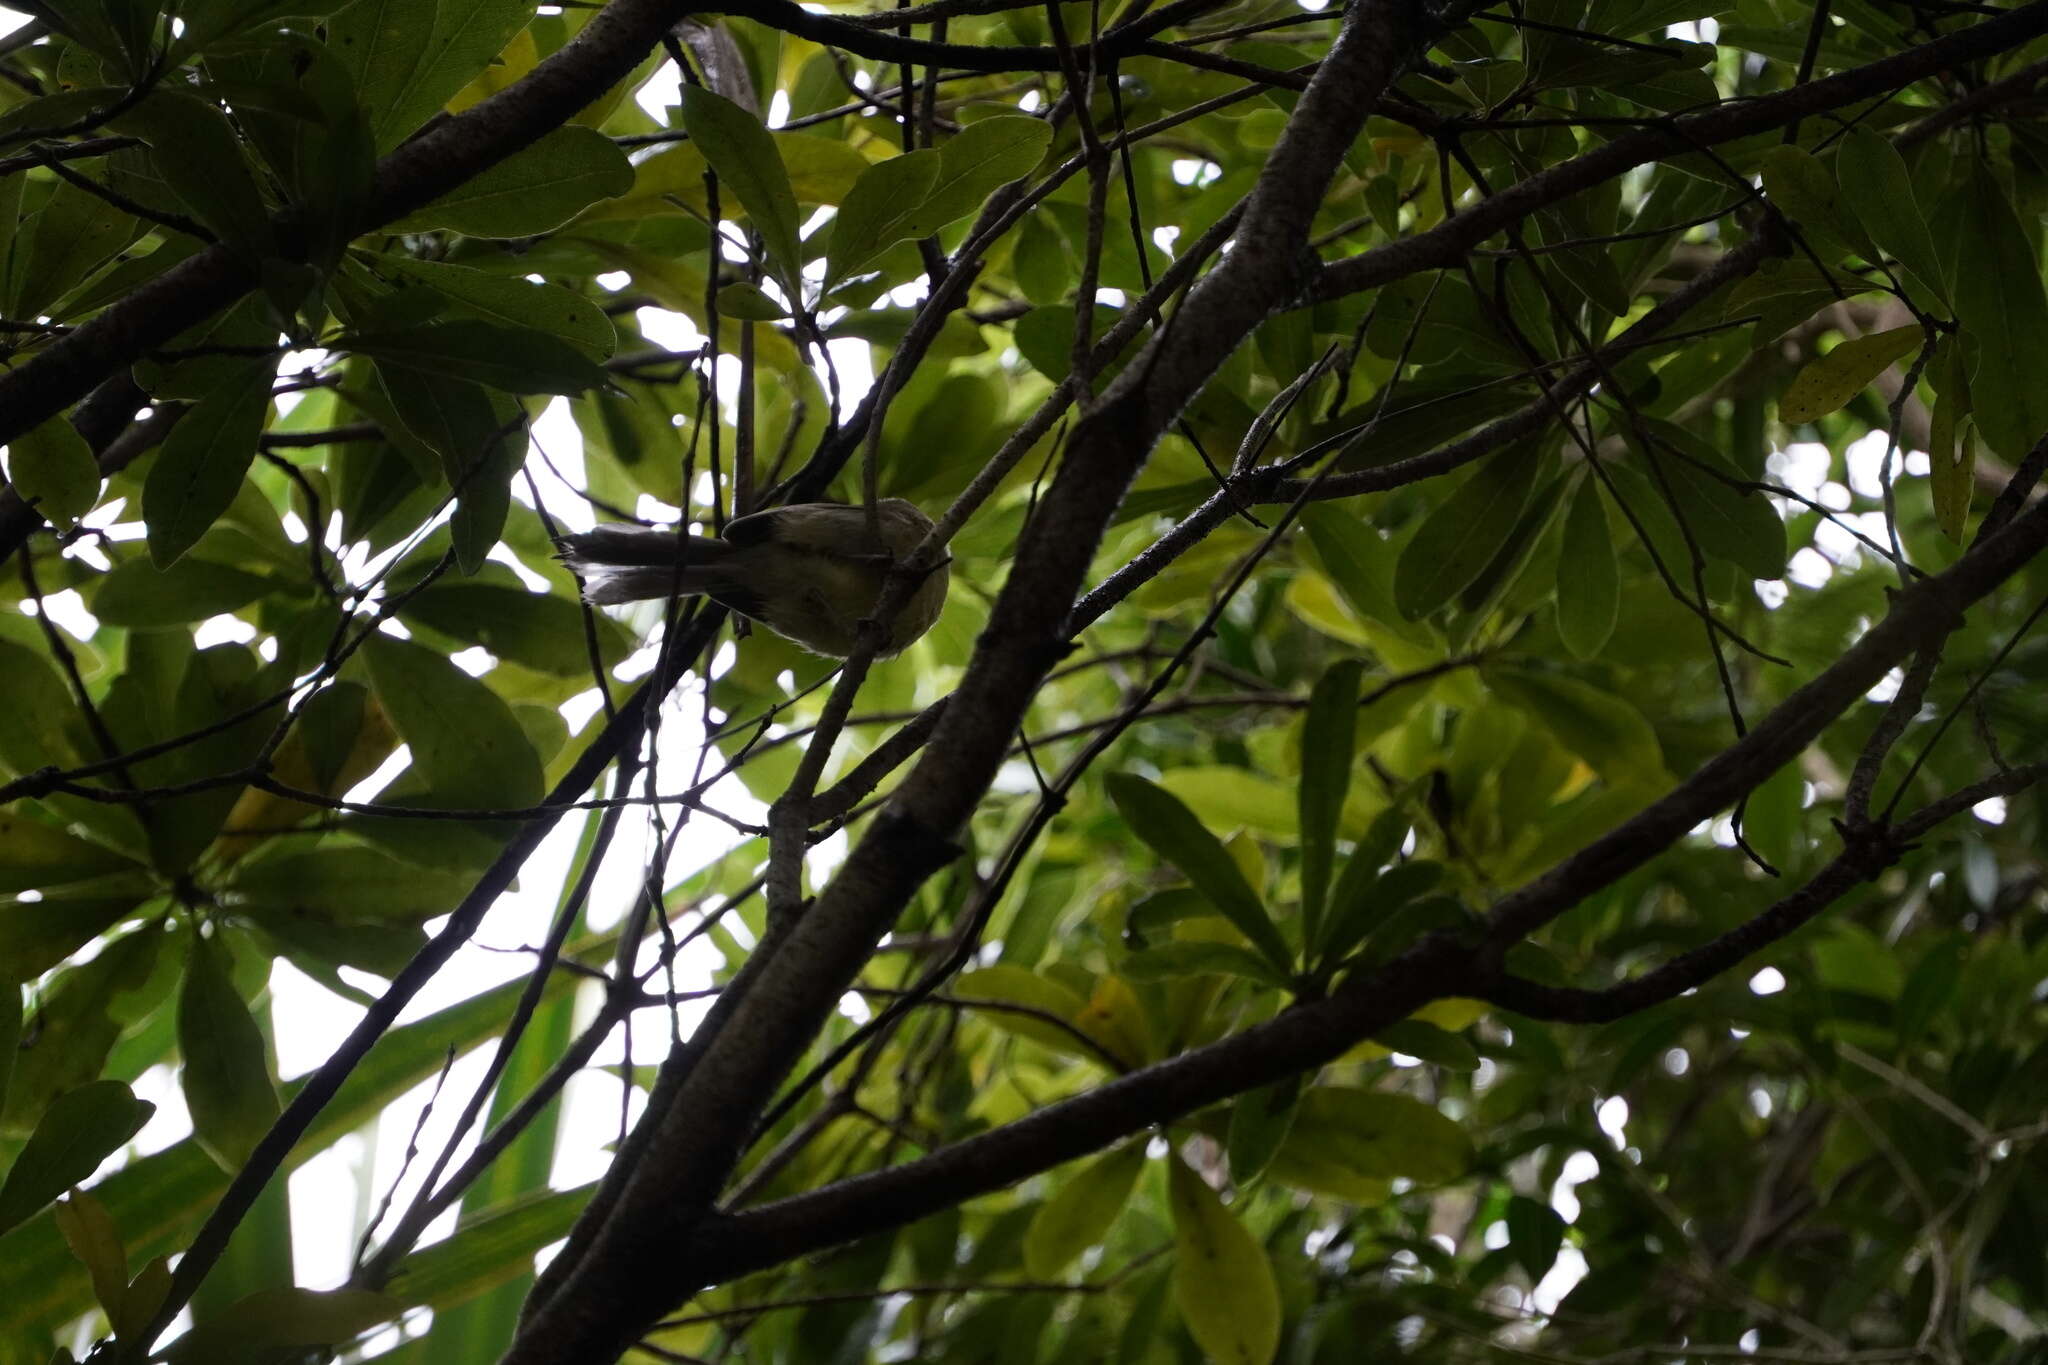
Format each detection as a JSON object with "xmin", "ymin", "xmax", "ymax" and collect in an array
[{"xmin": 557, "ymin": 498, "xmax": 949, "ymax": 658}]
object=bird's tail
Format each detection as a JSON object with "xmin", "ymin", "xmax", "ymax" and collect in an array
[{"xmin": 557, "ymin": 525, "xmax": 737, "ymax": 605}]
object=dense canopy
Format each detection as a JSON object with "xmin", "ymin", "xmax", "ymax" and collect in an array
[{"xmin": 2, "ymin": 0, "xmax": 2048, "ymax": 1362}]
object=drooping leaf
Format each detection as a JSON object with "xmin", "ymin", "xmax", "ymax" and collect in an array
[
  {"xmin": 177, "ymin": 934, "xmax": 280, "ymax": 1172},
  {"xmin": 1394, "ymin": 445, "xmax": 1540, "ymax": 619},
  {"xmin": 52, "ymin": 1190, "xmax": 128, "ymax": 1332},
  {"xmin": 1556, "ymin": 476, "xmax": 1618, "ymax": 658},
  {"xmin": 1947, "ymin": 165, "xmax": 2048, "ymax": 462},
  {"xmin": 1834, "ymin": 127, "xmax": 1947, "ymax": 307},
  {"xmin": 1505, "ymin": 1194, "xmax": 1567, "ymax": 1280},
  {"xmin": 1629, "ymin": 420, "xmax": 1787, "ymax": 580},
  {"xmin": 1298, "ymin": 658, "xmax": 1363, "ymax": 940},
  {"xmin": 1023, "ymin": 1142, "xmax": 1147, "ymax": 1279},
  {"xmin": 1227, "ymin": 1076, "xmax": 1302, "ymax": 1185},
  {"xmin": 1168, "ymin": 1155, "xmax": 1281, "ymax": 1365},
  {"xmin": 1927, "ymin": 337, "xmax": 1976, "ymax": 542},
  {"xmin": 361, "ymin": 633, "xmax": 545, "ymax": 811},
  {"xmin": 143, "ymin": 359, "xmax": 277, "ymax": 568},
  {"xmin": 1486, "ymin": 665, "xmax": 1666, "ymax": 785}
]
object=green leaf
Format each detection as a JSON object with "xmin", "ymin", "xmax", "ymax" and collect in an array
[
  {"xmin": 354, "ymin": 321, "xmax": 608, "ymax": 395},
  {"xmin": 111, "ymin": 91, "xmax": 273, "ymax": 252},
  {"xmin": 1835, "ymin": 128, "xmax": 1947, "ymax": 307},
  {"xmin": 1927, "ymin": 337, "xmax": 1976, "ymax": 542},
  {"xmin": 1297, "ymin": 504, "xmax": 1430, "ymax": 646},
  {"xmin": 14, "ymin": 177, "xmax": 143, "ymax": 319},
  {"xmin": 1505, "ymin": 1194, "xmax": 1566, "ymax": 1280},
  {"xmin": 361, "ymin": 633, "xmax": 544, "ymax": 810},
  {"xmin": 1105, "ymin": 773, "xmax": 1293, "ymax": 972},
  {"xmin": 1556, "ymin": 477, "xmax": 1618, "ymax": 658},
  {"xmin": 171, "ymin": 0, "xmax": 365, "ymax": 57},
  {"xmin": 1227, "ymin": 1076, "xmax": 1302, "ymax": 1185},
  {"xmin": 53, "ymin": 1191, "xmax": 127, "ymax": 1331},
  {"xmin": 389, "ymin": 126, "xmax": 633, "ymax": 238},
  {"xmin": 143, "ymin": 359, "xmax": 276, "ymax": 568},
  {"xmin": 0, "ymin": 813, "xmax": 132, "ymax": 895},
  {"xmin": 2, "ymin": 890, "xmax": 150, "ymax": 983},
  {"xmin": 160, "ymin": 1286, "xmax": 400, "ymax": 1360},
  {"xmin": 1299, "ymin": 658, "xmax": 1363, "ymax": 941},
  {"xmin": 1155, "ymin": 766, "xmax": 1299, "ymax": 838},
  {"xmin": 680, "ymin": 86, "xmax": 804, "ymax": 294},
  {"xmin": 1630, "ymin": 419, "xmax": 1786, "ymax": 580},
  {"xmin": 372, "ymin": 366, "xmax": 524, "ymax": 572},
  {"xmin": 399, "ymin": 577, "xmax": 629, "ymax": 675},
  {"xmin": 331, "ymin": 0, "xmax": 535, "ymax": 152},
  {"xmin": 176, "ymin": 934, "xmax": 278, "ymax": 1172},
  {"xmin": 1279, "ymin": 1087, "xmax": 1472, "ymax": 1184},
  {"xmin": 1318, "ymin": 858, "xmax": 1444, "ymax": 967},
  {"xmin": 1394, "ymin": 445, "xmax": 1540, "ymax": 619},
  {"xmin": 824, "ymin": 150, "xmax": 941, "ymax": 289},
  {"xmin": 1120, "ymin": 940, "xmax": 1287, "ymax": 986},
  {"xmin": 951, "ymin": 966, "xmax": 1096, "ymax": 1059},
  {"xmin": 0, "ymin": 983, "xmax": 16, "ymax": 1121},
  {"xmin": 716, "ymin": 281, "xmax": 788, "ymax": 321},
  {"xmin": 1168, "ymin": 1155, "xmax": 1281, "ymax": 1365},
  {"xmin": 224, "ymin": 845, "xmax": 477, "ymax": 920},
  {"xmin": 372, "ymin": 256, "xmax": 618, "ymax": 361},
  {"xmin": 5, "ymin": 414, "xmax": 99, "ymax": 527},
  {"xmin": 1485, "ymin": 665, "xmax": 1666, "ymax": 785},
  {"xmin": 382, "ymin": 1183, "xmax": 592, "ymax": 1315},
  {"xmin": 1778, "ymin": 324, "xmax": 1922, "ymax": 423},
  {"xmin": 899, "ymin": 114, "xmax": 1052, "ymax": 238},
  {"xmin": 1757, "ymin": 144, "xmax": 1867, "ymax": 263},
  {"xmin": 1947, "ymin": 165, "xmax": 2048, "ymax": 462},
  {"xmin": 1022, "ymin": 1141, "xmax": 1146, "ymax": 1279},
  {"xmin": 92, "ymin": 556, "xmax": 279, "ymax": 627},
  {"xmin": 577, "ymin": 129, "xmax": 872, "ymax": 224},
  {"xmin": 0, "ymin": 1080, "xmax": 153, "ymax": 1237}
]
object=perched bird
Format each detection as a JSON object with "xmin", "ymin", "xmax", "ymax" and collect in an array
[{"xmin": 557, "ymin": 498, "xmax": 949, "ymax": 658}]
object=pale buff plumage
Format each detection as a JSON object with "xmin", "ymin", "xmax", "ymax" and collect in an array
[{"xmin": 557, "ymin": 499, "xmax": 949, "ymax": 658}]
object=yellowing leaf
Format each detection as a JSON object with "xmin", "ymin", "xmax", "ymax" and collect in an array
[
  {"xmin": 1778, "ymin": 324, "xmax": 1922, "ymax": 423},
  {"xmin": 1023, "ymin": 1142, "xmax": 1147, "ymax": 1278},
  {"xmin": 1168, "ymin": 1155, "xmax": 1281, "ymax": 1365},
  {"xmin": 1073, "ymin": 974, "xmax": 1154, "ymax": 1067}
]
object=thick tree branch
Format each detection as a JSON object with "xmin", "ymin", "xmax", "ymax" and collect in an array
[
  {"xmin": 683, "ymin": 490, "xmax": 2048, "ymax": 1279},
  {"xmin": 504, "ymin": 2, "xmax": 1424, "ymax": 1359}
]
